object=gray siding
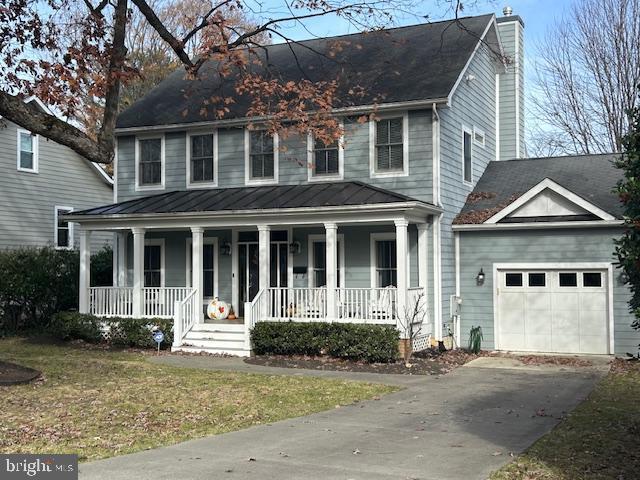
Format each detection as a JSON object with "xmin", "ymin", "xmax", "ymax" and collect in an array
[
  {"xmin": 115, "ymin": 111, "xmax": 433, "ymax": 204},
  {"xmin": 458, "ymin": 228, "xmax": 639, "ymax": 355},
  {"xmin": 437, "ymin": 44, "xmax": 498, "ymax": 329},
  {"xmin": 497, "ymin": 19, "xmax": 525, "ymax": 160},
  {"xmin": 0, "ymin": 119, "xmax": 113, "ymax": 251}
]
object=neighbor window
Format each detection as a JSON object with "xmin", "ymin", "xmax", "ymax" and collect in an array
[
  {"xmin": 375, "ymin": 240, "xmax": 397, "ymax": 287},
  {"xmin": 138, "ymin": 137, "xmax": 163, "ymax": 186},
  {"xmin": 54, "ymin": 207, "xmax": 73, "ymax": 249},
  {"xmin": 375, "ymin": 117, "xmax": 404, "ymax": 172},
  {"xmin": 313, "ymin": 138, "xmax": 339, "ymax": 176},
  {"xmin": 249, "ymin": 130, "xmax": 275, "ymax": 179},
  {"xmin": 190, "ymin": 133, "xmax": 215, "ymax": 184},
  {"xmin": 144, "ymin": 244, "xmax": 162, "ymax": 287},
  {"xmin": 17, "ymin": 129, "xmax": 38, "ymax": 172},
  {"xmin": 473, "ymin": 128, "xmax": 485, "ymax": 147},
  {"xmin": 463, "ymin": 129, "xmax": 472, "ymax": 183}
]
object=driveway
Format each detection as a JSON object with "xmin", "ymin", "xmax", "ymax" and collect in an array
[{"xmin": 79, "ymin": 356, "xmax": 607, "ymax": 480}]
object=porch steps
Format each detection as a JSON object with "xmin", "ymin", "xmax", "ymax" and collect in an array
[{"xmin": 173, "ymin": 322, "xmax": 250, "ymax": 356}]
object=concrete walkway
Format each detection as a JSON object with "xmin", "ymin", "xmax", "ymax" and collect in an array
[{"xmin": 79, "ymin": 355, "xmax": 608, "ymax": 480}]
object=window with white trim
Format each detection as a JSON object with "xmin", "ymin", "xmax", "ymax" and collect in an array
[
  {"xmin": 138, "ymin": 137, "xmax": 162, "ymax": 186},
  {"xmin": 375, "ymin": 239, "xmax": 397, "ymax": 287},
  {"xmin": 17, "ymin": 129, "xmax": 38, "ymax": 172},
  {"xmin": 249, "ymin": 130, "xmax": 275, "ymax": 179},
  {"xmin": 311, "ymin": 240, "xmax": 342, "ymax": 287},
  {"xmin": 189, "ymin": 133, "xmax": 215, "ymax": 184},
  {"xmin": 473, "ymin": 127, "xmax": 485, "ymax": 147},
  {"xmin": 375, "ymin": 117, "xmax": 404, "ymax": 172},
  {"xmin": 463, "ymin": 128, "xmax": 472, "ymax": 183},
  {"xmin": 144, "ymin": 244, "xmax": 163, "ymax": 287},
  {"xmin": 312, "ymin": 138, "xmax": 339, "ymax": 176},
  {"xmin": 54, "ymin": 206, "xmax": 73, "ymax": 249}
]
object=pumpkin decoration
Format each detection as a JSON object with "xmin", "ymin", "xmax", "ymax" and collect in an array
[{"xmin": 207, "ymin": 297, "xmax": 230, "ymax": 320}]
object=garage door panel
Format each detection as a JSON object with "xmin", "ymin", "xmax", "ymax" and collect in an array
[{"xmin": 497, "ymin": 268, "xmax": 609, "ymax": 355}]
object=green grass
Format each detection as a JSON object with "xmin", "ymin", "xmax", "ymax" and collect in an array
[
  {"xmin": 0, "ymin": 338, "xmax": 396, "ymax": 461},
  {"xmin": 491, "ymin": 361, "xmax": 640, "ymax": 480}
]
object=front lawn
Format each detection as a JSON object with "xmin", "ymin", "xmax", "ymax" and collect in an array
[
  {"xmin": 0, "ymin": 338, "xmax": 396, "ymax": 461},
  {"xmin": 491, "ymin": 360, "xmax": 640, "ymax": 480}
]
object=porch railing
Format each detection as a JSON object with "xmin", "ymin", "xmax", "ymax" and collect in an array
[
  {"xmin": 244, "ymin": 288, "xmax": 266, "ymax": 351},
  {"xmin": 266, "ymin": 287, "xmax": 327, "ymax": 321},
  {"xmin": 335, "ymin": 287, "xmax": 398, "ymax": 324},
  {"xmin": 143, "ymin": 287, "xmax": 192, "ymax": 318},
  {"xmin": 89, "ymin": 287, "xmax": 134, "ymax": 317},
  {"xmin": 173, "ymin": 289, "xmax": 198, "ymax": 347}
]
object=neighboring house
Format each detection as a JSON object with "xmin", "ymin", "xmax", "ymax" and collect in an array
[
  {"xmin": 64, "ymin": 10, "xmax": 639, "ymax": 356},
  {"xmin": 0, "ymin": 98, "xmax": 113, "ymax": 252}
]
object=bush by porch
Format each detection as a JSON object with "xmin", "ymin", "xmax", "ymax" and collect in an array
[{"xmin": 0, "ymin": 338, "xmax": 396, "ymax": 461}]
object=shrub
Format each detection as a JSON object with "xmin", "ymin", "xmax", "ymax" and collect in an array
[
  {"xmin": 251, "ymin": 322, "xmax": 399, "ymax": 363},
  {"xmin": 49, "ymin": 312, "xmax": 102, "ymax": 343},
  {"xmin": 49, "ymin": 312, "xmax": 173, "ymax": 349},
  {"xmin": 468, "ymin": 325, "xmax": 483, "ymax": 354},
  {"xmin": 0, "ymin": 246, "xmax": 113, "ymax": 334}
]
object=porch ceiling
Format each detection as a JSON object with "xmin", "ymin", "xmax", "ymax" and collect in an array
[{"xmin": 65, "ymin": 181, "xmax": 440, "ymax": 227}]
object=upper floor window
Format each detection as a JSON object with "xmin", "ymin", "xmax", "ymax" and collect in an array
[
  {"xmin": 314, "ymin": 138, "xmax": 339, "ymax": 175},
  {"xmin": 463, "ymin": 127, "xmax": 473, "ymax": 184},
  {"xmin": 370, "ymin": 115, "xmax": 408, "ymax": 177},
  {"xmin": 17, "ymin": 129, "xmax": 38, "ymax": 173},
  {"xmin": 188, "ymin": 132, "xmax": 217, "ymax": 187},
  {"xmin": 54, "ymin": 206, "xmax": 73, "ymax": 249},
  {"xmin": 246, "ymin": 129, "xmax": 278, "ymax": 184},
  {"xmin": 136, "ymin": 136, "xmax": 164, "ymax": 190}
]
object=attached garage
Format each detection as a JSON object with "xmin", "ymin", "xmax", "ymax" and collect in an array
[{"xmin": 494, "ymin": 264, "xmax": 613, "ymax": 354}]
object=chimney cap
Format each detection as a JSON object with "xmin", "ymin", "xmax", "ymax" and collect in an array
[{"xmin": 503, "ymin": 5, "xmax": 513, "ymax": 16}]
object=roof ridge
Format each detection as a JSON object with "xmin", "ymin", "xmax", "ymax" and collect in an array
[{"xmin": 490, "ymin": 152, "xmax": 621, "ymax": 164}]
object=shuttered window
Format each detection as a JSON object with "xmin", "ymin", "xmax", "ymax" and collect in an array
[
  {"xmin": 190, "ymin": 134, "xmax": 215, "ymax": 183},
  {"xmin": 139, "ymin": 138, "xmax": 162, "ymax": 186},
  {"xmin": 313, "ymin": 138, "xmax": 339, "ymax": 176},
  {"xmin": 250, "ymin": 131, "xmax": 275, "ymax": 179},
  {"xmin": 375, "ymin": 118, "xmax": 404, "ymax": 172}
]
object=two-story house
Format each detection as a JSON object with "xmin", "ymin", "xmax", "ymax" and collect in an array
[
  {"xmin": 66, "ymin": 11, "xmax": 640, "ymax": 357},
  {"xmin": 0, "ymin": 97, "xmax": 113, "ymax": 252}
]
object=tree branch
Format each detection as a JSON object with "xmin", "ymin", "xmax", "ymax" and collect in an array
[{"xmin": 0, "ymin": 91, "xmax": 112, "ymax": 164}]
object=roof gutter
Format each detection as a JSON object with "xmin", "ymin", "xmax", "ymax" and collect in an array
[
  {"xmin": 64, "ymin": 201, "xmax": 442, "ymax": 224},
  {"xmin": 114, "ymin": 97, "xmax": 451, "ymax": 135},
  {"xmin": 451, "ymin": 220, "xmax": 624, "ymax": 231}
]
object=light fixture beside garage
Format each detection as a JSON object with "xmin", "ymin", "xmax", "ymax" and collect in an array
[{"xmin": 476, "ymin": 268, "xmax": 485, "ymax": 286}]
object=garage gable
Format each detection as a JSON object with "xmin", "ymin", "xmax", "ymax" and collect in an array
[{"xmin": 485, "ymin": 178, "xmax": 615, "ymax": 224}]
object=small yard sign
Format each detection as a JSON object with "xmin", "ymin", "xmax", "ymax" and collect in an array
[{"xmin": 152, "ymin": 330, "xmax": 164, "ymax": 354}]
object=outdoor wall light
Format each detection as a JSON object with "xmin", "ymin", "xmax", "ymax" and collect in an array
[
  {"xmin": 289, "ymin": 241, "xmax": 301, "ymax": 255},
  {"xmin": 476, "ymin": 268, "xmax": 485, "ymax": 286},
  {"xmin": 221, "ymin": 241, "xmax": 232, "ymax": 256}
]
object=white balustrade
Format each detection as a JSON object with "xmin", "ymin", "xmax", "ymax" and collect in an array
[
  {"xmin": 89, "ymin": 287, "xmax": 134, "ymax": 317},
  {"xmin": 143, "ymin": 287, "xmax": 193, "ymax": 318},
  {"xmin": 173, "ymin": 289, "xmax": 198, "ymax": 347}
]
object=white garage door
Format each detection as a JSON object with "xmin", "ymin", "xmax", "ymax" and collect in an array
[{"xmin": 496, "ymin": 267, "xmax": 610, "ymax": 354}]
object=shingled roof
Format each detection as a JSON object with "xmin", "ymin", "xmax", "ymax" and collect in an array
[
  {"xmin": 116, "ymin": 14, "xmax": 495, "ymax": 130},
  {"xmin": 70, "ymin": 181, "xmax": 433, "ymax": 217},
  {"xmin": 455, "ymin": 153, "xmax": 624, "ymax": 224}
]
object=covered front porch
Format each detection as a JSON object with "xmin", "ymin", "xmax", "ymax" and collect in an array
[{"xmin": 67, "ymin": 182, "xmax": 440, "ymax": 354}]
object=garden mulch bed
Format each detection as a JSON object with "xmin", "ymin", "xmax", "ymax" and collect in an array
[
  {"xmin": 245, "ymin": 348, "xmax": 479, "ymax": 375},
  {"xmin": 0, "ymin": 361, "xmax": 41, "ymax": 385}
]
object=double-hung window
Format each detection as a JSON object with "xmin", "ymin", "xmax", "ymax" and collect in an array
[
  {"xmin": 189, "ymin": 133, "xmax": 216, "ymax": 185},
  {"xmin": 137, "ymin": 137, "xmax": 163, "ymax": 188},
  {"xmin": 248, "ymin": 130, "xmax": 275, "ymax": 181},
  {"xmin": 373, "ymin": 117, "xmax": 405, "ymax": 174},
  {"xmin": 312, "ymin": 138, "xmax": 339, "ymax": 177},
  {"xmin": 54, "ymin": 206, "xmax": 73, "ymax": 249},
  {"xmin": 375, "ymin": 239, "xmax": 397, "ymax": 287},
  {"xmin": 310, "ymin": 239, "xmax": 343, "ymax": 287},
  {"xmin": 144, "ymin": 243, "xmax": 163, "ymax": 287},
  {"xmin": 17, "ymin": 129, "xmax": 38, "ymax": 173}
]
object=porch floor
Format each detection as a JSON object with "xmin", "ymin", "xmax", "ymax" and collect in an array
[{"xmin": 202, "ymin": 317, "xmax": 245, "ymax": 325}]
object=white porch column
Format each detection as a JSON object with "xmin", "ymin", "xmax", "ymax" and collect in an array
[
  {"xmin": 116, "ymin": 231, "xmax": 127, "ymax": 286},
  {"xmin": 417, "ymin": 223, "xmax": 428, "ymax": 290},
  {"xmin": 325, "ymin": 222, "xmax": 338, "ymax": 319},
  {"xmin": 79, "ymin": 229, "xmax": 91, "ymax": 314},
  {"xmin": 191, "ymin": 227, "xmax": 204, "ymax": 323},
  {"xmin": 258, "ymin": 225, "xmax": 271, "ymax": 292},
  {"xmin": 395, "ymin": 219, "xmax": 409, "ymax": 323},
  {"xmin": 132, "ymin": 227, "xmax": 145, "ymax": 317}
]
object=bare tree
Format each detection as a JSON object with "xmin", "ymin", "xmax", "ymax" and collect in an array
[
  {"xmin": 398, "ymin": 291, "xmax": 428, "ymax": 366},
  {"xmin": 530, "ymin": 0, "xmax": 640, "ymax": 155}
]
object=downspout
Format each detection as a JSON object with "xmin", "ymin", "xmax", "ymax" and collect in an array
[
  {"xmin": 431, "ymin": 103, "xmax": 443, "ymax": 342},
  {"xmin": 454, "ymin": 231, "xmax": 461, "ymax": 347}
]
